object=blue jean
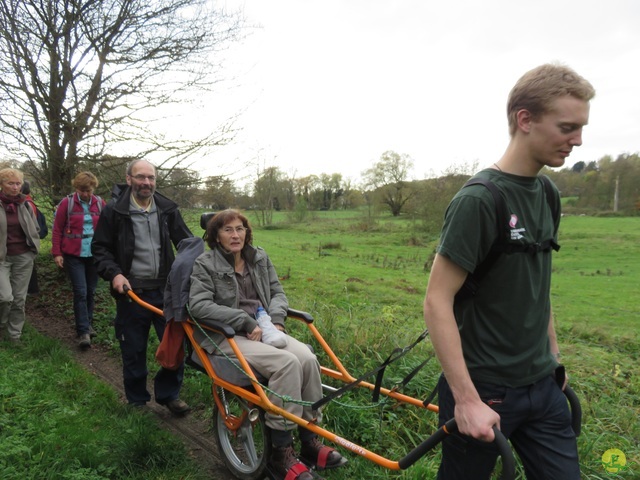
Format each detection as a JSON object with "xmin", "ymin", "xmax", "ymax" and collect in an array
[
  {"xmin": 64, "ymin": 255, "xmax": 98, "ymax": 336},
  {"xmin": 114, "ymin": 288, "xmax": 184, "ymax": 405},
  {"xmin": 437, "ymin": 374, "xmax": 580, "ymax": 480}
]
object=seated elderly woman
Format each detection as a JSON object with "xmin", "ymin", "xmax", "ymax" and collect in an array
[{"xmin": 189, "ymin": 209, "xmax": 345, "ymax": 480}]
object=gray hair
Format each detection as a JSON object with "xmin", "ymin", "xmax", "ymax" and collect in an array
[{"xmin": 126, "ymin": 159, "xmax": 156, "ymax": 176}]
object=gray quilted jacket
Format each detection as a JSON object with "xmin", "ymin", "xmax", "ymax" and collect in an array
[{"xmin": 188, "ymin": 244, "xmax": 288, "ymax": 354}]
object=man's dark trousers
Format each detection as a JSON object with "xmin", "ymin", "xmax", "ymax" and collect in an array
[
  {"xmin": 115, "ymin": 288, "xmax": 184, "ymax": 406},
  {"xmin": 437, "ymin": 374, "xmax": 580, "ymax": 479}
]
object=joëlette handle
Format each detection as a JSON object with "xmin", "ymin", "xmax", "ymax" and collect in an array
[
  {"xmin": 564, "ymin": 385, "xmax": 582, "ymax": 437},
  {"xmin": 123, "ymin": 285, "xmax": 164, "ymax": 316},
  {"xmin": 398, "ymin": 418, "xmax": 515, "ymax": 480}
]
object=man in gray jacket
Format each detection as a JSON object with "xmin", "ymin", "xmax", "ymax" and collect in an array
[{"xmin": 92, "ymin": 159, "xmax": 192, "ymax": 414}]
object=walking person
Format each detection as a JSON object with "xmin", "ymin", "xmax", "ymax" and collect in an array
[
  {"xmin": 92, "ymin": 159, "xmax": 192, "ymax": 414},
  {"xmin": 0, "ymin": 168, "xmax": 40, "ymax": 343},
  {"xmin": 21, "ymin": 180, "xmax": 48, "ymax": 295},
  {"xmin": 423, "ymin": 64, "xmax": 595, "ymax": 479},
  {"xmin": 51, "ymin": 172, "xmax": 106, "ymax": 349}
]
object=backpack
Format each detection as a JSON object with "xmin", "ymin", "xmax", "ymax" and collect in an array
[
  {"xmin": 67, "ymin": 193, "xmax": 103, "ymax": 217},
  {"xmin": 455, "ymin": 175, "xmax": 560, "ymax": 301},
  {"xmin": 25, "ymin": 200, "xmax": 48, "ymax": 239},
  {"xmin": 63, "ymin": 193, "xmax": 103, "ymax": 238},
  {"xmin": 36, "ymin": 209, "xmax": 48, "ymax": 239}
]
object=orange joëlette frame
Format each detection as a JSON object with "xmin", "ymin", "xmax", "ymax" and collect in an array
[{"xmin": 126, "ymin": 289, "xmax": 442, "ymax": 472}]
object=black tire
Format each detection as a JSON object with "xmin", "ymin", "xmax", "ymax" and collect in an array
[{"xmin": 213, "ymin": 388, "xmax": 271, "ymax": 480}]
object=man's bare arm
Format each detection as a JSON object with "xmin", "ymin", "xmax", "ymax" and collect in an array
[{"xmin": 424, "ymin": 253, "xmax": 501, "ymax": 441}]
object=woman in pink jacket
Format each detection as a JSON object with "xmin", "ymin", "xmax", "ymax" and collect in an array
[{"xmin": 52, "ymin": 172, "xmax": 106, "ymax": 349}]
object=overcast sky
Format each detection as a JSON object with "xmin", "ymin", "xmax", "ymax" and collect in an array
[{"xmin": 190, "ymin": 0, "xmax": 640, "ymax": 185}]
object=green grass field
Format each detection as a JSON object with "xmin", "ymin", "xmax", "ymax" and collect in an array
[
  {"xmin": 2, "ymin": 210, "xmax": 637, "ymax": 479},
  {"xmin": 189, "ymin": 211, "xmax": 640, "ymax": 479}
]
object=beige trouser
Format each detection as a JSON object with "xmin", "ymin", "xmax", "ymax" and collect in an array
[
  {"xmin": 0, "ymin": 252, "xmax": 35, "ymax": 340},
  {"xmin": 216, "ymin": 334, "xmax": 323, "ymax": 431}
]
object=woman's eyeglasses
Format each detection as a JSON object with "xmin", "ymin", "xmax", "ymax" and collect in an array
[{"xmin": 221, "ymin": 226, "xmax": 247, "ymax": 235}]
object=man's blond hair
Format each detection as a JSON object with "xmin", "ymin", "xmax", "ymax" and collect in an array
[{"xmin": 507, "ymin": 63, "xmax": 595, "ymax": 136}]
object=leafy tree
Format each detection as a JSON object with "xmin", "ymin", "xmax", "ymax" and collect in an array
[
  {"xmin": 339, "ymin": 177, "xmax": 364, "ymax": 210},
  {"xmin": 279, "ymin": 175, "xmax": 296, "ymax": 211},
  {"xmin": 604, "ymin": 153, "xmax": 640, "ymax": 212},
  {"xmin": 161, "ymin": 168, "xmax": 201, "ymax": 208},
  {"xmin": 414, "ymin": 174, "xmax": 468, "ymax": 234},
  {"xmin": 234, "ymin": 183, "xmax": 255, "ymax": 211},
  {"xmin": 199, "ymin": 175, "xmax": 238, "ymax": 210},
  {"xmin": 549, "ymin": 153, "xmax": 640, "ymax": 214},
  {"xmin": 318, "ymin": 173, "xmax": 343, "ymax": 210},
  {"xmin": 0, "ymin": 0, "xmax": 242, "ymax": 204},
  {"xmin": 363, "ymin": 150, "xmax": 416, "ymax": 216},
  {"xmin": 293, "ymin": 175, "xmax": 319, "ymax": 208},
  {"xmin": 571, "ymin": 161, "xmax": 586, "ymax": 173},
  {"xmin": 585, "ymin": 160, "xmax": 599, "ymax": 172}
]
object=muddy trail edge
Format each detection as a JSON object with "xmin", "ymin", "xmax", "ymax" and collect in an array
[{"xmin": 25, "ymin": 296, "xmax": 234, "ymax": 479}]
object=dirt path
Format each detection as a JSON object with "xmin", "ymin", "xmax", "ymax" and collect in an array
[{"xmin": 25, "ymin": 298, "xmax": 233, "ymax": 479}]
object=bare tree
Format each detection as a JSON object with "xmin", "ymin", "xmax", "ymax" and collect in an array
[
  {"xmin": 363, "ymin": 150, "xmax": 416, "ymax": 216},
  {"xmin": 0, "ymin": 0, "xmax": 243, "ymax": 203}
]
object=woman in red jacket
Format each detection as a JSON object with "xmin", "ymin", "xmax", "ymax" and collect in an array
[{"xmin": 52, "ymin": 172, "xmax": 106, "ymax": 349}]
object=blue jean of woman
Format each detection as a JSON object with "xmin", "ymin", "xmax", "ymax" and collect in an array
[{"xmin": 64, "ymin": 254, "xmax": 98, "ymax": 336}]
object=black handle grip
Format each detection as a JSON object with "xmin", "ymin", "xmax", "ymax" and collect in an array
[
  {"xmin": 398, "ymin": 418, "xmax": 455, "ymax": 469},
  {"xmin": 564, "ymin": 385, "xmax": 582, "ymax": 437},
  {"xmin": 399, "ymin": 419, "xmax": 515, "ymax": 480},
  {"xmin": 492, "ymin": 425, "xmax": 515, "ymax": 479}
]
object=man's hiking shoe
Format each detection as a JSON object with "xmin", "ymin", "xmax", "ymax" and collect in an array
[
  {"xmin": 78, "ymin": 333, "xmax": 91, "ymax": 349},
  {"xmin": 271, "ymin": 445, "xmax": 320, "ymax": 480},
  {"xmin": 89, "ymin": 326, "xmax": 98, "ymax": 338},
  {"xmin": 300, "ymin": 437, "xmax": 347, "ymax": 470},
  {"xmin": 163, "ymin": 398, "xmax": 191, "ymax": 416}
]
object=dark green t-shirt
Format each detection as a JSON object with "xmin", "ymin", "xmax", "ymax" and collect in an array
[{"xmin": 436, "ymin": 169, "xmax": 559, "ymax": 387}]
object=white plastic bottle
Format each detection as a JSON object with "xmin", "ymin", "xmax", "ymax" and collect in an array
[{"xmin": 256, "ymin": 306, "xmax": 287, "ymax": 348}]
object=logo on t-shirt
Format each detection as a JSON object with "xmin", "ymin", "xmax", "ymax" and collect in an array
[{"xmin": 509, "ymin": 213, "xmax": 526, "ymax": 240}]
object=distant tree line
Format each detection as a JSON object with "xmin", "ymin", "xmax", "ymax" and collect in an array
[
  {"xmin": 148, "ymin": 150, "xmax": 640, "ymax": 221},
  {"xmin": 6, "ymin": 151, "xmax": 638, "ymax": 234}
]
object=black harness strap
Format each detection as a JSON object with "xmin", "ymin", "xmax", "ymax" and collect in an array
[
  {"xmin": 312, "ymin": 329, "xmax": 429, "ymax": 410},
  {"xmin": 455, "ymin": 175, "xmax": 560, "ymax": 301},
  {"xmin": 422, "ymin": 373, "xmax": 443, "ymax": 408},
  {"xmin": 454, "ymin": 179, "xmax": 506, "ymax": 301},
  {"xmin": 389, "ymin": 354, "xmax": 434, "ymax": 395}
]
